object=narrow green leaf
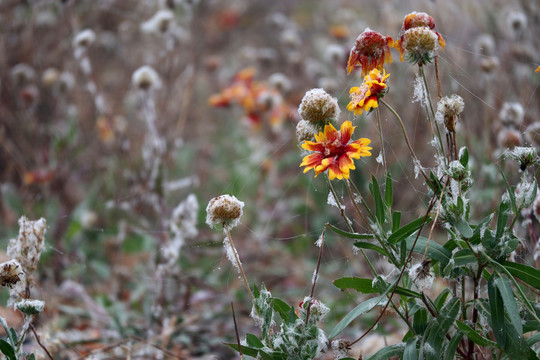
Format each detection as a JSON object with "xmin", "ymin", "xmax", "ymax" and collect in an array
[
  {"xmin": 370, "ymin": 175, "xmax": 386, "ymax": 224},
  {"xmin": 406, "ymin": 237, "xmax": 451, "ymax": 266},
  {"xmin": 434, "ymin": 288, "xmax": 452, "ymax": 311},
  {"xmin": 246, "ymin": 333, "xmax": 264, "ymax": 348},
  {"xmin": 253, "ymin": 284, "xmax": 260, "ymax": 298},
  {"xmin": 388, "ymin": 216, "xmax": 430, "ymax": 245},
  {"xmin": 496, "ymin": 200, "xmax": 510, "ymax": 240},
  {"xmin": 495, "ymin": 276, "xmax": 522, "ymax": 334},
  {"xmin": 258, "ymin": 350, "xmax": 273, "ymax": 360},
  {"xmin": 501, "ymin": 261, "xmax": 540, "ymax": 290},
  {"xmin": 326, "ymin": 223, "xmax": 374, "ymax": 240},
  {"xmin": 0, "ymin": 339, "xmax": 16, "ymax": 360},
  {"xmin": 526, "ymin": 332, "xmax": 540, "ymax": 346},
  {"xmin": 385, "ymin": 172, "xmax": 393, "ymax": 207},
  {"xmin": 353, "ymin": 241, "xmax": 388, "ymax": 256},
  {"xmin": 225, "ymin": 343, "xmax": 260, "ymax": 357},
  {"xmin": 425, "ymin": 297, "xmax": 460, "ymax": 359},
  {"xmin": 328, "ymin": 295, "xmax": 385, "ymax": 339},
  {"xmin": 412, "ymin": 308, "xmax": 427, "ymax": 335},
  {"xmin": 459, "ymin": 147, "xmax": 469, "ymax": 167},
  {"xmin": 366, "ymin": 343, "xmax": 405, "ymax": 360},
  {"xmin": 456, "ymin": 321, "xmax": 498, "ymax": 347},
  {"xmin": 403, "ymin": 337, "xmax": 418, "ymax": 360},
  {"xmin": 445, "ymin": 331, "xmax": 463, "ymax": 360},
  {"xmin": 453, "ymin": 248, "xmax": 477, "ymax": 267},
  {"xmin": 498, "ymin": 165, "xmax": 518, "ymax": 214},
  {"xmin": 392, "ymin": 211, "xmax": 401, "ymax": 233},
  {"xmin": 488, "ymin": 275, "xmax": 506, "ymax": 347},
  {"xmin": 333, "ymin": 277, "xmax": 421, "ymax": 298}
]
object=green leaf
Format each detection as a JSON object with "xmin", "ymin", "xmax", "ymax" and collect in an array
[
  {"xmin": 459, "ymin": 147, "xmax": 469, "ymax": 167},
  {"xmin": 328, "ymin": 295, "xmax": 385, "ymax": 339},
  {"xmin": 385, "ymin": 172, "xmax": 393, "ymax": 207},
  {"xmin": 434, "ymin": 288, "xmax": 452, "ymax": 311},
  {"xmin": 403, "ymin": 337, "xmax": 418, "ymax": 360},
  {"xmin": 246, "ymin": 333, "xmax": 264, "ymax": 348},
  {"xmin": 494, "ymin": 276, "xmax": 522, "ymax": 334},
  {"xmin": 424, "ymin": 297, "xmax": 460, "ymax": 359},
  {"xmin": 392, "ymin": 211, "xmax": 401, "ymax": 232},
  {"xmin": 454, "ymin": 220, "xmax": 473, "ymax": 238},
  {"xmin": 253, "ymin": 284, "xmax": 260, "ymax": 298},
  {"xmin": 453, "ymin": 248, "xmax": 477, "ymax": 267},
  {"xmin": 370, "ymin": 175, "xmax": 386, "ymax": 225},
  {"xmin": 367, "ymin": 343, "xmax": 405, "ymax": 360},
  {"xmin": 388, "ymin": 216, "xmax": 430, "ymax": 245},
  {"xmin": 526, "ymin": 332, "xmax": 540, "ymax": 346},
  {"xmin": 488, "ymin": 275, "xmax": 506, "ymax": 347},
  {"xmin": 258, "ymin": 351, "xmax": 274, "ymax": 360},
  {"xmin": 333, "ymin": 277, "xmax": 421, "ymax": 298},
  {"xmin": 501, "ymin": 261, "xmax": 540, "ymax": 290},
  {"xmin": 326, "ymin": 223, "xmax": 374, "ymax": 240},
  {"xmin": 456, "ymin": 320, "xmax": 498, "ymax": 347},
  {"xmin": 496, "ymin": 200, "xmax": 510, "ymax": 240},
  {"xmin": 406, "ymin": 237, "xmax": 451, "ymax": 266},
  {"xmin": 225, "ymin": 343, "xmax": 260, "ymax": 357},
  {"xmin": 271, "ymin": 298, "xmax": 295, "ymax": 322},
  {"xmin": 445, "ymin": 331, "xmax": 463, "ymax": 360},
  {"xmin": 412, "ymin": 308, "xmax": 427, "ymax": 335},
  {"xmin": 498, "ymin": 166, "xmax": 518, "ymax": 215},
  {"xmin": 28, "ymin": 354, "xmax": 36, "ymax": 360},
  {"xmin": 353, "ymin": 242, "xmax": 388, "ymax": 257},
  {"xmin": 0, "ymin": 339, "xmax": 16, "ymax": 360}
]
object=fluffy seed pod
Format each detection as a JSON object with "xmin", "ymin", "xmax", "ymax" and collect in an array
[
  {"xmin": 499, "ymin": 102, "xmax": 524, "ymax": 127},
  {"xmin": 206, "ymin": 195, "xmax": 244, "ymax": 230},
  {"xmin": 298, "ymin": 88, "xmax": 340, "ymax": 127},
  {"xmin": 132, "ymin": 66, "xmax": 162, "ymax": 91}
]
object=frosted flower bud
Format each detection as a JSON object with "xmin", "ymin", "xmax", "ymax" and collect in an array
[
  {"xmin": 0, "ymin": 260, "xmax": 24, "ymax": 289},
  {"xmin": 10, "ymin": 63, "xmax": 35, "ymax": 85},
  {"xmin": 296, "ymin": 119, "xmax": 318, "ymax": 143},
  {"xmin": 525, "ymin": 122, "xmax": 540, "ymax": 147},
  {"xmin": 497, "ymin": 128, "xmax": 522, "ymax": 149},
  {"xmin": 408, "ymin": 260, "xmax": 434, "ymax": 292},
  {"xmin": 499, "ymin": 102, "xmax": 524, "ymax": 127},
  {"xmin": 206, "ymin": 195, "xmax": 244, "ymax": 230},
  {"xmin": 132, "ymin": 65, "xmax": 162, "ymax": 91},
  {"xmin": 298, "ymin": 298, "xmax": 330, "ymax": 323},
  {"xmin": 436, "ymin": 94, "xmax": 464, "ymax": 132},
  {"xmin": 480, "ymin": 56, "xmax": 499, "ymax": 73},
  {"xmin": 507, "ymin": 146, "xmax": 539, "ymax": 171},
  {"xmin": 298, "ymin": 88, "xmax": 340, "ymax": 127},
  {"xmin": 73, "ymin": 29, "xmax": 96, "ymax": 49},
  {"xmin": 141, "ymin": 10, "xmax": 175, "ymax": 35},
  {"xmin": 15, "ymin": 299, "xmax": 45, "ymax": 315},
  {"xmin": 446, "ymin": 160, "xmax": 467, "ymax": 181}
]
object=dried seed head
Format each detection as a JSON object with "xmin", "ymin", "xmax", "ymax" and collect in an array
[
  {"xmin": 298, "ymin": 88, "xmax": 340, "ymax": 127},
  {"xmin": 479, "ymin": 56, "xmax": 499, "ymax": 73},
  {"xmin": 141, "ymin": 10, "xmax": 175, "ymax": 34},
  {"xmin": 498, "ymin": 128, "xmax": 522, "ymax": 150},
  {"xmin": 296, "ymin": 119, "xmax": 318, "ymax": 143},
  {"xmin": 409, "ymin": 260, "xmax": 434, "ymax": 292},
  {"xmin": 525, "ymin": 122, "xmax": 540, "ymax": 147},
  {"xmin": 436, "ymin": 94, "xmax": 464, "ymax": 132},
  {"xmin": 402, "ymin": 27, "xmax": 439, "ymax": 64},
  {"xmin": 0, "ymin": 260, "xmax": 24, "ymax": 289},
  {"xmin": 206, "ymin": 195, "xmax": 244, "ymax": 230},
  {"xmin": 132, "ymin": 65, "xmax": 162, "ymax": 91},
  {"xmin": 499, "ymin": 102, "xmax": 524, "ymax": 127},
  {"xmin": 10, "ymin": 64, "xmax": 35, "ymax": 85},
  {"xmin": 474, "ymin": 34, "xmax": 496, "ymax": 57},
  {"xmin": 506, "ymin": 10, "xmax": 527, "ymax": 38},
  {"xmin": 268, "ymin": 73, "xmax": 291, "ymax": 93},
  {"xmin": 73, "ymin": 29, "xmax": 96, "ymax": 49},
  {"xmin": 7, "ymin": 217, "xmax": 47, "ymax": 276}
]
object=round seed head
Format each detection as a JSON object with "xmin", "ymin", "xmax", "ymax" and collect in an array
[{"xmin": 206, "ymin": 195, "xmax": 244, "ymax": 230}]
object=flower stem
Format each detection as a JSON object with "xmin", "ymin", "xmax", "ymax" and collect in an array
[
  {"xmin": 325, "ymin": 174, "xmax": 354, "ymax": 232},
  {"xmin": 376, "ymin": 108, "xmax": 387, "ymax": 173},
  {"xmin": 225, "ymin": 227, "xmax": 259, "ymax": 316},
  {"xmin": 381, "ymin": 99, "xmax": 429, "ymax": 181},
  {"xmin": 419, "ymin": 66, "xmax": 446, "ymax": 159}
]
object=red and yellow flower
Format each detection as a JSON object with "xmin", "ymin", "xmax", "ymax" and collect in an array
[
  {"xmin": 347, "ymin": 69, "xmax": 390, "ymax": 116},
  {"xmin": 346, "ymin": 28, "xmax": 393, "ymax": 76},
  {"xmin": 394, "ymin": 12, "xmax": 446, "ymax": 63},
  {"xmin": 300, "ymin": 121, "xmax": 371, "ymax": 180}
]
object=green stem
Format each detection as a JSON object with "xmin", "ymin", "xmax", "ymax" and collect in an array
[
  {"xmin": 325, "ymin": 174, "xmax": 354, "ymax": 232},
  {"xmin": 376, "ymin": 108, "xmax": 387, "ymax": 173},
  {"xmin": 381, "ymin": 99, "xmax": 429, "ymax": 181},
  {"xmin": 419, "ymin": 66, "xmax": 446, "ymax": 160}
]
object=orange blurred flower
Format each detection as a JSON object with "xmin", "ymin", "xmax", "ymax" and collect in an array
[
  {"xmin": 347, "ymin": 69, "xmax": 390, "ymax": 116},
  {"xmin": 300, "ymin": 121, "xmax": 371, "ymax": 180},
  {"xmin": 395, "ymin": 12, "xmax": 446, "ymax": 63},
  {"xmin": 208, "ymin": 67, "xmax": 290, "ymax": 129},
  {"xmin": 346, "ymin": 28, "xmax": 393, "ymax": 76}
]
